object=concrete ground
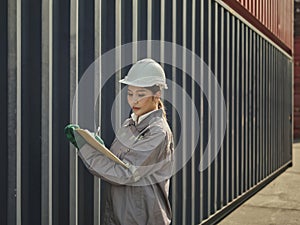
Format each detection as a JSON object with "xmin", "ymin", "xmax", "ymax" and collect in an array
[{"xmin": 219, "ymin": 143, "xmax": 300, "ymax": 225}]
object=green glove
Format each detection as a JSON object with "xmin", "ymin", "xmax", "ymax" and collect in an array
[
  {"xmin": 64, "ymin": 124, "xmax": 105, "ymax": 149},
  {"xmin": 94, "ymin": 133, "xmax": 105, "ymax": 145},
  {"xmin": 64, "ymin": 124, "xmax": 82, "ymax": 148}
]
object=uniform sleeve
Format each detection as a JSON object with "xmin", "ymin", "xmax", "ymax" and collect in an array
[{"xmin": 78, "ymin": 127, "xmax": 174, "ymax": 186}]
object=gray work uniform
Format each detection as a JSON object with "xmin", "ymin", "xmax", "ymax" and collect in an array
[{"xmin": 78, "ymin": 109, "xmax": 174, "ymax": 225}]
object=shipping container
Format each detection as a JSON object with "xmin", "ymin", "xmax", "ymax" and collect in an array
[
  {"xmin": 1, "ymin": 0, "xmax": 293, "ymax": 225},
  {"xmin": 222, "ymin": 0, "xmax": 293, "ymax": 54}
]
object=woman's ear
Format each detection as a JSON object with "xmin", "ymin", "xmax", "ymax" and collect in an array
[
  {"xmin": 155, "ymin": 91, "xmax": 162, "ymax": 98},
  {"xmin": 152, "ymin": 96, "xmax": 160, "ymax": 103}
]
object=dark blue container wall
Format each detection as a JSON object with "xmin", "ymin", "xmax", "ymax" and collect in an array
[
  {"xmin": 100, "ymin": 1, "xmax": 116, "ymax": 223},
  {"xmin": 121, "ymin": 0, "xmax": 132, "ymax": 75},
  {"xmin": 3, "ymin": 0, "xmax": 293, "ymax": 225},
  {"xmin": 0, "ymin": 0, "xmax": 8, "ymax": 224},
  {"xmin": 52, "ymin": 0, "xmax": 71, "ymax": 224},
  {"xmin": 78, "ymin": 0, "xmax": 95, "ymax": 224},
  {"xmin": 21, "ymin": 0, "xmax": 42, "ymax": 224}
]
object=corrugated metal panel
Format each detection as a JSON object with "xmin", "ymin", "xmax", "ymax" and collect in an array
[
  {"xmin": 2, "ymin": 0, "xmax": 293, "ymax": 225},
  {"xmin": 294, "ymin": 36, "xmax": 300, "ymax": 139},
  {"xmin": 0, "ymin": 0, "xmax": 8, "ymax": 224},
  {"xmin": 222, "ymin": 0, "xmax": 293, "ymax": 53},
  {"xmin": 41, "ymin": 0, "xmax": 53, "ymax": 225},
  {"xmin": 7, "ymin": 0, "xmax": 22, "ymax": 224}
]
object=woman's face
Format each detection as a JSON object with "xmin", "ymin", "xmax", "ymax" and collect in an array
[{"xmin": 127, "ymin": 85, "xmax": 159, "ymax": 117}]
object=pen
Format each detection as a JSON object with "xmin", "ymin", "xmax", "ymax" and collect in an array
[{"xmin": 96, "ymin": 126, "xmax": 101, "ymax": 136}]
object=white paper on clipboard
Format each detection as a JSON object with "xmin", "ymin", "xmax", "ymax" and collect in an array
[{"xmin": 75, "ymin": 128, "xmax": 130, "ymax": 169}]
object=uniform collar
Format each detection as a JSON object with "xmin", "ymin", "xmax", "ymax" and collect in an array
[
  {"xmin": 126, "ymin": 109, "xmax": 164, "ymax": 131},
  {"xmin": 131, "ymin": 110, "xmax": 157, "ymax": 125}
]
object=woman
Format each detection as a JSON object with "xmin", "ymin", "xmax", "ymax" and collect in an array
[{"xmin": 69, "ymin": 59, "xmax": 174, "ymax": 225}]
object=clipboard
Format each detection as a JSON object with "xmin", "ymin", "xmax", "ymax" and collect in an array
[{"xmin": 75, "ymin": 128, "xmax": 130, "ymax": 169}]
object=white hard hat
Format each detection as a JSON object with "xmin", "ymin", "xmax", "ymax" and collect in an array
[{"xmin": 119, "ymin": 58, "xmax": 168, "ymax": 89}]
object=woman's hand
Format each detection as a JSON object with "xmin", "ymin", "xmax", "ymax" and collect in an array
[
  {"xmin": 64, "ymin": 124, "xmax": 83, "ymax": 148},
  {"xmin": 65, "ymin": 124, "xmax": 105, "ymax": 149}
]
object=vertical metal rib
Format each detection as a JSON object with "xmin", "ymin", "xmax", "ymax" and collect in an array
[
  {"xmin": 275, "ymin": 49, "xmax": 278, "ymax": 169},
  {"xmin": 41, "ymin": 0, "xmax": 53, "ymax": 224},
  {"xmin": 266, "ymin": 43, "xmax": 270, "ymax": 176},
  {"xmin": 260, "ymin": 37, "xmax": 264, "ymax": 181},
  {"xmin": 248, "ymin": 28, "xmax": 252, "ymax": 188},
  {"xmin": 200, "ymin": 0, "xmax": 204, "ymax": 220},
  {"xmin": 132, "ymin": 0, "xmax": 138, "ymax": 62},
  {"xmin": 260, "ymin": 40, "xmax": 268, "ymax": 178},
  {"xmin": 258, "ymin": 37, "xmax": 264, "ymax": 180},
  {"xmin": 283, "ymin": 54, "xmax": 285, "ymax": 165},
  {"xmin": 266, "ymin": 42, "xmax": 269, "ymax": 176},
  {"xmin": 270, "ymin": 46, "xmax": 274, "ymax": 172},
  {"xmin": 231, "ymin": 15, "xmax": 236, "ymax": 200},
  {"xmin": 279, "ymin": 52, "xmax": 281, "ymax": 166},
  {"xmin": 275, "ymin": 50, "xmax": 278, "ymax": 169},
  {"xmin": 7, "ymin": 0, "xmax": 22, "ymax": 224},
  {"xmin": 160, "ymin": 0, "xmax": 165, "ymax": 61},
  {"xmin": 261, "ymin": 40, "xmax": 268, "ymax": 177},
  {"xmin": 236, "ymin": 18, "xmax": 240, "ymax": 196},
  {"xmin": 69, "ymin": 0, "xmax": 79, "ymax": 224},
  {"xmin": 252, "ymin": 31, "xmax": 256, "ymax": 186},
  {"xmin": 220, "ymin": 5, "xmax": 225, "ymax": 207},
  {"xmin": 207, "ymin": 0, "xmax": 212, "ymax": 216},
  {"xmin": 272, "ymin": 47, "xmax": 275, "ymax": 172},
  {"xmin": 257, "ymin": 35, "xmax": 260, "ymax": 182},
  {"xmin": 278, "ymin": 51, "xmax": 281, "ymax": 166},
  {"xmin": 226, "ymin": 10, "xmax": 230, "ymax": 204},
  {"xmin": 259, "ymin": 0, "xmax": 262, "ymax": 21},
  {"xmin": 254, "ymin": 31, "xmax": 257, "ymax": 184},
  {"xmin": 281, "ymin": 54, "xmax": 284, "ymax": 164},
  {"xmin": 214, "ymin": 1, "xmax": 219, "ymax": 212},
  {"xmin": 171, "ymin": 0, "xmax": 177, "ymax": 223},
  {"xmin": 280, "ymin": 54, "xmax": 283, "ymax": 165},
  {"xmin": 94, "ymin": 0, "xmax": 102, "ymax": 224},
  {"xmin": 16, "ymin": 1, "xmax": 21, "ymax": 223},
  {"xmin": 290, "ymin": 56, "xmax": 293, "ymax": 153},
  {"xmin": 213, "ymin": 2, "xmax": 222, "ymax": 212},
  {"xmin": 241, "ymin": 22, "xmax": 245, "ymax": 194},
  {"xmin": 191, "ymin": 0, "xmax": 196, "ymax": 222},
  {"xmin": 182, "ymin": 0, "xmax": 187, "ymax": 223},
  {"xmin": 160, "ymin": 0, "xmax": 165, "ymax": 116},
  {"xmin": 270, "ymin": 0, "xmax": 273, "ymax": 31},
  {"xmin": 262, "ymin": 0, "xmax": 265, "ymax": 25},
  {"xmin": 115, "ymin": 0, "xmax": 122, "ymax": 130},
  {"xmin": 276, "ymin": 48, "xmax": 278, "ymax": 170},
  {"xmin": 256, "ymin": 0, "xmax": 259, "ymax": 20},
  {"xmin": 245, "ymin": 25, "xmax": 249, "ymax": 190},
  {"xmin": 147, "ymin": 0, "xmax": 152, "ymax": 57}
]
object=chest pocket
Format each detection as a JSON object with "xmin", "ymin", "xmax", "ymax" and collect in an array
[
  {"xmin": 117, "ymin": 147, "xmax": 131, "ymax": 160},
  {"xmin": 111, "ymin": 127, "xmax": 151, "ymax": 162},
  {"xmin": 110, "ymin": 140, "xmax": 130, "ymax": 160}
]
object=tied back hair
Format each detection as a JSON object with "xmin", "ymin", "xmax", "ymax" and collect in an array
[{"xmin": 145, "ymin": 85, "xmax": 167, "ymax": 119}]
